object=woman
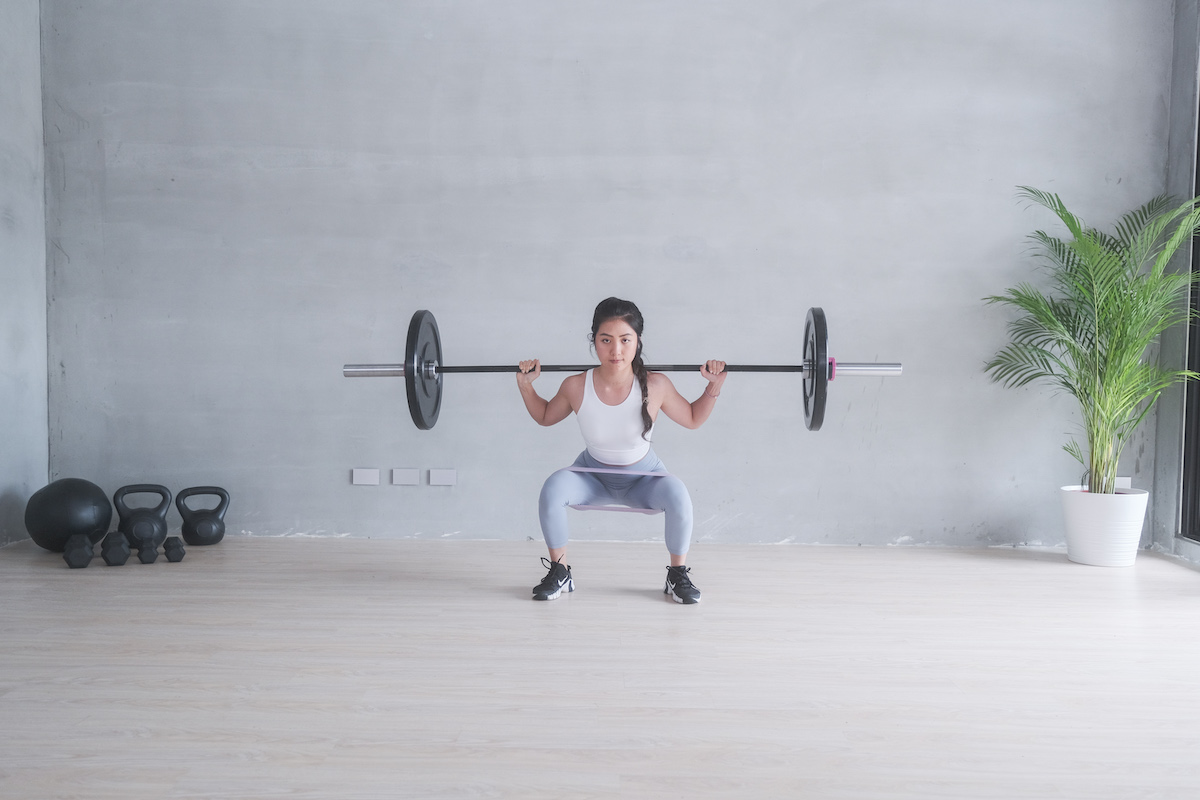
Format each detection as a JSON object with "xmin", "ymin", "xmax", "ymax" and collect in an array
[{"xmin": 516, "ymin": 297, "xmax": 726, "ymax": 604}]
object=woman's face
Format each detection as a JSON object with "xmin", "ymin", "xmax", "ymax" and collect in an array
[{"xmin": 594, "ymin": 317, "xmax": 639, "ymax": 370}]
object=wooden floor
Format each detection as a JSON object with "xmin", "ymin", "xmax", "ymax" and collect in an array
[{"xmin": 2, "ymin": 537, "xmax": 1200, "ymax": 799}]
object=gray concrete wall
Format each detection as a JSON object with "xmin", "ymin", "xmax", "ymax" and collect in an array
[
  {"xmin": 1, "ymin": 0, "xmax": 48, "ymax": 546},
  {"xmin": 1152, "ymin": 0, "xmax": 1200, "ymax": 560},
  {"xmin": 40, "ymin": 0, "xmax": 1180, "ymax": 546}
]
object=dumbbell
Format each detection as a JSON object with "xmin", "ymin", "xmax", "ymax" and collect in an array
[
  {"xmin": 101, "ymin": 532, "xmax": 131, "ymax": 566},
  {"xmin": 63, "ymin": 534, "xmax": 95, "ymax": 569},
  {"xmin": 98, "ymin": 532, "xmax": 184, "ymax": 565},
  {"xmin": 163, "ymin": 537, "xmax": 186, "ymax": 563}
]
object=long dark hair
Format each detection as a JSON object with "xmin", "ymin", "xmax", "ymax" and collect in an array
[{"xmin": 589, "ymin": 297, "xmax": 653, "ymax": 440}]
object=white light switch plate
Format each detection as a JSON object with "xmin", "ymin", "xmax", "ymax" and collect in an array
[
  {"xmin": 429, "ymin": 469, "xmax": 457, "ymax": 486},
  {"xmin": 392, "ymin": 469, "xmax": 420, "ymax": 486},
  {"xmin": 352, "ymin": 469, "xmax": 380, "ymax": 485}
]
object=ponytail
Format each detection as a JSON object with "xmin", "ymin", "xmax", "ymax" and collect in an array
[{"xmin": 632, "ymin": 341, "xmax": 653, "ymax": 440}]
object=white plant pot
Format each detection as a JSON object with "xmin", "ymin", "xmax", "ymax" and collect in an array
[{"xmin": 1059, "ymin": 485, "xmax": 1149, "ymax": 567}]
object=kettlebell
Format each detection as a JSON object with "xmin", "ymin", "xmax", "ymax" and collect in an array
[
  {"xmin": 176, "ymin": 486, "xmax": 230, "ymax": 546},
  {"xmin": 113, "ymin": 484, "xmax": 172, "ymax": 552}
]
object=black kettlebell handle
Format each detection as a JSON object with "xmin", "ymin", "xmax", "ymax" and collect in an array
[
  {"xmin": 175, "ymin": 486, "xmax": 230, "ymax": 520},
  {"xmin": 113, "ymin": 484, "xmax": 173, "ymax": 519}
]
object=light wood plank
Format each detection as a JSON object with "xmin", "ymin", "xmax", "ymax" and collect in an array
[{"xmin": 1, "ymin": 538, "xmax": 1199, "ymax": 798}]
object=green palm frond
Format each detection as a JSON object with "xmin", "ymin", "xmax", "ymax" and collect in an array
[
  {"xmin": 986, "ymin": 187, "xmax": 1200, "ymax": 493},
  {"xmin": 1114, "ymin": 194, "xmax": 1175, "ymax": 251}
]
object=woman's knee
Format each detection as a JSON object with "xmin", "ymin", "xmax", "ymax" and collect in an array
[
  {"xmin": 539, "ymin": 469, "xmax": 587, "ymax": 508},
  {"xmin": 652, "ymin": 476, "xmax": 693, "ymax": 516}
]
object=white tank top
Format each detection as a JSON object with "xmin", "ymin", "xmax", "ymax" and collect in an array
[{"xmin": 577, "ymin": 369, "xmax": 652, "ymax": 465}]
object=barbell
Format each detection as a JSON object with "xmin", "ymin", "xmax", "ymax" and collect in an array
[{"xmin": 344, "ymin": 308, "xmax": 902, "ymax": 431}]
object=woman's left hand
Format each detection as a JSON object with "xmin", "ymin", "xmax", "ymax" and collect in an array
[{"xmin": 701, "ymin": 360, "xmax": 727, "ymax": 394}]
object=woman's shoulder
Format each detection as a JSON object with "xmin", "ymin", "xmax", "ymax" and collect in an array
[
  {"xmin": 646, "ymin": 370, "xmax": 675, "ymax": 393},
  {"xmin": 560, "ymin": 371, "xmax": 586, "ymax": 404}
]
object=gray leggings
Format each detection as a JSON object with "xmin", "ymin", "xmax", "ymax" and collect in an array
[{"xmin": 538, "ymin": 449, "xmax": 694, "ymax": 555}]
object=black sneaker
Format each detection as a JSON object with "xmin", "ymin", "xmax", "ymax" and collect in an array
[
  {"xmin": 665, "ymin": 565, "xmax": 701, "ymax": 604},
  {"xmin": 532, "ymin": 557, "xmax": 574, "ymax": 601}
]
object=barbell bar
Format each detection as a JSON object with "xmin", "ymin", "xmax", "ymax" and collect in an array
[{"xmin": 344, "ymin": 308, "xmax": 902, "ymax": 431}]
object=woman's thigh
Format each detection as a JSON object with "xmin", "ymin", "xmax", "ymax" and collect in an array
[
  {"xmin": 624, "ymin": 473, "xmax": 691, "ymax": 512},
  {"xmin": 540, "ymin": 468, "xmax": 616, "ymax": 507}
]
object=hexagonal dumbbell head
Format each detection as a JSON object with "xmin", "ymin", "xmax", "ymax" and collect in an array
[
  {"xmin": 100, "ymin": 532, "xmax": 130, "ymax": 566},
  {"xmin": 163, "ymin": 537, "xmax": 186, "ymax": 563},
  {"xmin": 62, "ymin": 533, "xmax": 95, "ymax": 569},
  {"xmin": 136, "ymin": 542, "xmax": 159, "ymax": 564}
]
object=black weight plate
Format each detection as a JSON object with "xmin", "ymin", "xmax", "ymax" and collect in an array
[
  {"xmin": 405, "ymin": 310, "xmax": 443, "ymax": 430},
  {"xmin": 803, "ymin": 307, "xmax": 828, "ymax": 431}
]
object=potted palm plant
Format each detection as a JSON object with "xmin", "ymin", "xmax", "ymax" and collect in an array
[{"xmin": 985, "ymin": 186, "xmax": 1200, "ymax": 566}]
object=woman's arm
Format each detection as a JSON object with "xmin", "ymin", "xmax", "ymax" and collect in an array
[
  {"xmin": 517, "ymin": 361, "xmax": 582, "ymax": 426},
  {"xmin": 652, "ymin": 360, "xmax": 727, "ymax": 430}
]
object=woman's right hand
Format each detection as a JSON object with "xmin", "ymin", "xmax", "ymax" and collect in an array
[{"xmin": 517, "ymin": 359, "xmax": 541, "ymax": 388}]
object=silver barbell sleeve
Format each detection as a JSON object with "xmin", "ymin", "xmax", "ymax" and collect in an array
[
  {"xmin": 344, "ymin": 364, "xmax": 407, "ymax": 378},
  {"xmin": 832, "ymin": 363, "xmax": 903, "ymax": 378}
]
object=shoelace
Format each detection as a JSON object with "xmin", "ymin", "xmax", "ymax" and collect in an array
[
  {"xmin": 538, "ymin": 556, "xmax": 567, "ymax": 586},
  {"xmin": 668, "ymin": 566, "xmax": 693, "ymax": 589}
]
